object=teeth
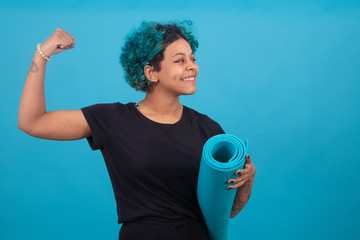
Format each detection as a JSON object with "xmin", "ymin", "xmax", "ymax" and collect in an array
[{"xmin": 182, "ymin": 77, "xmax": 195, "ymax": 81}]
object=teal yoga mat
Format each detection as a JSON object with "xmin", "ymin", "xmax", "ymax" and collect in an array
[{"xmin": 197, "ymin": 134, "xmax": 248, "ymax": 240}]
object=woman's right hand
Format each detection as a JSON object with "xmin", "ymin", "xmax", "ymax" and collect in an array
[{"xmin": 40, "ymin": 28, "xmax": 75, "ymax": 56}]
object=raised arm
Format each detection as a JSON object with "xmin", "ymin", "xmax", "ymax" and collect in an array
[{"xmin": 18, "ymin": 28, "xmax": 91, "ymax": 141}]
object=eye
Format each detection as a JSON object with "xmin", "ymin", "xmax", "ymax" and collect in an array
[{"xmin": 174, "ymin": 58, "xmax": 196, "ymax": 63}]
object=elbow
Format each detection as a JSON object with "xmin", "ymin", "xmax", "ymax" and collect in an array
[
  {"xmin": 17, "ymin": 120, "xmax": 33, "ymax": 134},
  {"xmin": 18, "ymin": 122, "xmax": 28, "ymax": 133},
  {"xmin": 18, "ymin": 113, "xmax": 45, "ymax": 136},
  {"xmin": 18, "ymin": 119, "xmax": 25, "ymax": 131}
]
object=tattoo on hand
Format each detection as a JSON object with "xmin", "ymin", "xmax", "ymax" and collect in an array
[{"xmin": 30, "ymin": 61, "xmax": 38, "ymax": 73}]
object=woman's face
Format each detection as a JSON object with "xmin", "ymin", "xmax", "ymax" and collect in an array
[{"xmin": 153, "ymin": 38, "xmax": 199, "ymax": 96}]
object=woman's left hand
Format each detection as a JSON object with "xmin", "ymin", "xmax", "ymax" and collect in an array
[{"xmin": 227, "ymin": 154, "xmax": 255, "ymax": 189}]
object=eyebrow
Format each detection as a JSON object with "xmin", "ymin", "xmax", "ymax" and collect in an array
[{"xmin": 172, "ymin": 52, "xmax": 195, "ymax": 58}]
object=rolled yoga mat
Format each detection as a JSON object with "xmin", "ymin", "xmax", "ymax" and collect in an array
[{"xmin": 197, "ymin": 134, "xmax": 248, "ymax": 240}]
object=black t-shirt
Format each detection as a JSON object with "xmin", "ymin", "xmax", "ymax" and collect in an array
[{"xmin": 81, "ymin": 102, "xmax": 225, "ymax": 224}]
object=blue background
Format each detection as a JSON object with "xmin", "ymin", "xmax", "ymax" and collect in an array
[{"xmin": 1, "ymin": 0, "xmax": 359, "ymax": 239}]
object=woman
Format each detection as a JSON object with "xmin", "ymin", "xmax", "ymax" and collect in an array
[{"xmin": 18, "ymin": 21, "xmax": 255, "ymax": 240}]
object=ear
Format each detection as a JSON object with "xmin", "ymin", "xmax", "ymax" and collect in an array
[{"xmin": 144, "ymin": 65, "xmax": 159, "ymax": 83}]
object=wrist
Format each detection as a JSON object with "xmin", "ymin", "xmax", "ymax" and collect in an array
[{"xmin": 36, "ymin": 43, "xmax": 51, "ymax": 61}]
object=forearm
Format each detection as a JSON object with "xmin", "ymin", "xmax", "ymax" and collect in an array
[
  {"xmin": 18, "ymin": 51, "xmax": 48, "ymax": 131},
  {"xmin": 230, "ymin": 176, "xmax": 254, "ymax": 218}
]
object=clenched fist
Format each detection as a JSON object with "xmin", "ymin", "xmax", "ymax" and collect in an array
[{"xmin": 40, "ymin": 28, "xmax": 75, "ymax": 56}]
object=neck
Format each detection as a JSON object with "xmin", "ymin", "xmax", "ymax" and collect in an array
[{"xmin": 140, "ymin": 90, "xmax": 182, "ymax": 116}]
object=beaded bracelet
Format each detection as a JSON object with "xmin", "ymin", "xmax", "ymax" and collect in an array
[{"xmin": 36, "ymin": 43, "xmax": 51, "ymax": 61}]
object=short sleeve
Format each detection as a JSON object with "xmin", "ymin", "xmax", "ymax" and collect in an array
[
  {"xmin": 199, "ymin": 114, "xmax": 225, "ymax": 137},
  {"xmin": 81, "ymin": 103, "xmax": 117, "ymax": 150},
  {"xmin": 207, "ymin": 117, "xmax": 225, "ymax": 136}
]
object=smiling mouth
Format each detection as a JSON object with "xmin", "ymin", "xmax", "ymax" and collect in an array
[{"xmin": 181, "ymin": 76, "xmax": 196, "ymax": 81}]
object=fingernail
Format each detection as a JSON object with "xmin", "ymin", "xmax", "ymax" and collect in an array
[
  {"xmin": 236, "ymin": 171, "xmax": 241, "ymax": 176},
  {"xmin": 229, "ymin": 180, "xmax": 234, "ymax": 183}
]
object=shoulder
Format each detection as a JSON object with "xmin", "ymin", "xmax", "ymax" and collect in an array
[
  {"xmin": 81, "ymin": 102, "xmax": 134, "ymax": 124},
  {"xmin": 184, "ymin": 105, "xmax": 225, "ymax": 135},
  {"xmin": 82, "ymin": 102, "xmax": 124, "ymax": 112},
  {"xmin": 81, "ymin": 102, "xmax": 136, "ymax": 115},
  {"xmin": 185, "ymin": 106, "xmax": 215, "ymax": 123}
]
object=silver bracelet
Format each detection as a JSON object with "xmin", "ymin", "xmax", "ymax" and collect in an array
[{"xmin": 36, "ymin": 43, "xmax": 51, "ymax": 61}]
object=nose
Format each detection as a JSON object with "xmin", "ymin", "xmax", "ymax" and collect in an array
[{"xmin": 186, "ymin": 59, "xmax": 197, "ymax": 71}]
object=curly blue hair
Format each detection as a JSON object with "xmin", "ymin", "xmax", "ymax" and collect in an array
[{"xmin": 120, "ymin": 20, "xmax": 199, "ymax": 92}]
